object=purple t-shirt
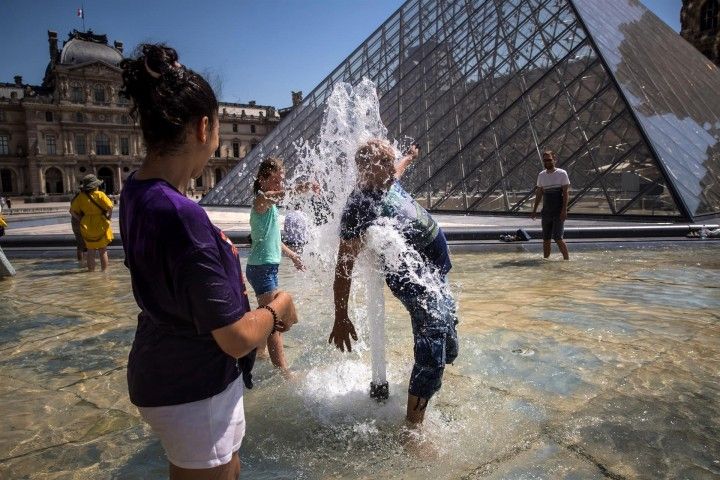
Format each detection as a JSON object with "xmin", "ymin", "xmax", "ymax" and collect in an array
[{"xmin": 120, "ymin": 173, "xmax": 252, "ymax": 407}]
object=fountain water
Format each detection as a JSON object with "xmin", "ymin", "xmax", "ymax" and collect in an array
[
  {"xmin": 0, "ymin": 247, "xmax": 15, "ymax": 277},
  {"xmin": 281, "ymin": 79, "xmax": 426, "ymax": 401},
  {"xmin": 365, "ymin": 251, "xmax": 389, "ymax": 400}
]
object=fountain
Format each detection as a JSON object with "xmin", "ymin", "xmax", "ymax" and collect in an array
[
  {"xmin": 282, "ymin": 79, "xmax": 409, "ymax": 401},
  {"xmin": 0, "ymin": 246, "xmax": 15, "ymax": 277},
  {"xmin": 0, "ymin": 209, "xmax": 13, "ymax": 277},
  {"xmin": 365, "ymin": 251, "xmax": 389, "ymax": 400}
]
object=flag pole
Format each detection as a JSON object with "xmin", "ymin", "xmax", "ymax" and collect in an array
[{"xmin": 82, "ymin": 3, "xmax": 85, "ymax": 31}]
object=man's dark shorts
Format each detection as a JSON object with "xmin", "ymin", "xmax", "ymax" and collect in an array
[{"xmin": 541, "ymin": 215, "xmax": 565, "ymax": 241}]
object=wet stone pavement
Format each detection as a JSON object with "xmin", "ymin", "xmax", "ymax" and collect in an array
[{"xmin": 0, "ymin": 244, "xmax": 718, "ymax": 479}]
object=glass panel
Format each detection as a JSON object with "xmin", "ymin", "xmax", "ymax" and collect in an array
[
  {"xmin": 574, "ymin": 0, "xmax": 720, "ymax": 216},
  {"xmin": 205, "ymin": 0, "xmax": 699, "ymax": 220}
]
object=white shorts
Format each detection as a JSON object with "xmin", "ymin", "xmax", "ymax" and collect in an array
[{"xmin": 138, "ymin": 377, "xmax": 245, "ymax": 469}]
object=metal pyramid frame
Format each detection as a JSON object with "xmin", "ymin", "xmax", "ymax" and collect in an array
[{"xmin": 203, "ymin": 0, "xmax": 720, "ymax": 220}]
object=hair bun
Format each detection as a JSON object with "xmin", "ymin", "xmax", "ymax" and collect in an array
[
  {"xmin": 141, "ymin": 44, "xmax": 180, "ymax": 81},
  {"xmin": 119, "ymin": 42, "xmax": 218, "ymax": 156}
]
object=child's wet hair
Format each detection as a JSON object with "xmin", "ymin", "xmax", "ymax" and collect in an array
[
  {"xmin": 355, "ymin": 139, "xmax": 396, "ymax": 169},
  {"xmin": 253, "ymin": 157, "xmax": 284, "ymax": 194}
]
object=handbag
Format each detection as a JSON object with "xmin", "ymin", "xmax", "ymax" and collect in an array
[{"xmin": 84, "ymin": 191, "xmax": 112, "ymax": 220}]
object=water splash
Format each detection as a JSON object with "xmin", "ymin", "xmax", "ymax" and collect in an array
[
  {"xmin": 284, "ymin": 78, "xmax": 390, "ymax": 286},
  {"xmin": 280, "ymin": 79, "xmax": 393, "ymax": 361},
  {"xmin": 281, "ymin": 79, "xmax": 454, "ymax": 406}
]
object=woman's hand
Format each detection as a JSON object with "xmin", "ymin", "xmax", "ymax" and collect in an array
[
  {"xmin": 270, "ymin": 290, "xmax": 298, "ymax": 332},
  {"xmin": 212, "ymin": 291, "xmax": 297, "ymax": 359}
]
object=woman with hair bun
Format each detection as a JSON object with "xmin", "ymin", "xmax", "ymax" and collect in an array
[{"xmin": 119, "ymin": 43, "xmax": 298, "ymax": 479}]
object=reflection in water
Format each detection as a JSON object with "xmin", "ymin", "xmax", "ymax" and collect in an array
[
  {"xmin": 493, "ymin": 258, "xmax": 546, "ymax": 268},
  {"xmin": 0, "ymin": 244, "xmax": 719, "ymax": 478}
]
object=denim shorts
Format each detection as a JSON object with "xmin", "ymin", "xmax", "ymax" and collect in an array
[
  {"xmin": 245, "ymin": 264, "xmax": 279, "ymax": 296},
  {"xmin": 390, "ymin": 277, "xmax": 459, "ymax": 400}
]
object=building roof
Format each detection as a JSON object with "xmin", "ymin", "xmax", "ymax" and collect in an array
[{"xmin": 59, "ymin": 31, "xmax": 123, "ymax": 67}]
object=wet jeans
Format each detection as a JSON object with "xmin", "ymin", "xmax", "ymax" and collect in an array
[{"xmin": 388, "ymin": 276, "xmax": 459, "ymax": 400}]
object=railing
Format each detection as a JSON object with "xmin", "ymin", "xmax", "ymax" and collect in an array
[{"xmin": 3, "ymin": 206, "xmax": 68, "ymax": 215}]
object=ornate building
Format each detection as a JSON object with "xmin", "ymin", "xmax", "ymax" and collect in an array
[
  {"xmin": 681, "ymin": 0, "xmax": 720, "ymax": 66},
  {"xmin": 203, "ymin": 101, "xmax": 278, "ymax": 197},
  {"xmin": 0, "ymin": 29, "xmax": 280, "ymax": 200}
]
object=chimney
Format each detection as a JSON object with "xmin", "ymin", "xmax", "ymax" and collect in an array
[
  {"xmin": 114, "ymin": 41, "xmax": 124, "ymax": 54},
  {"xmin": 48, "ymin": 31, "xmax": 59, "ymax": 66},
  {"xmin": 14, "ymin": 75, "xmax": 22, "ymax": 86},
  {"xmin": 292, "ymin": 90, "xmax": 303, "ymax": 106}
]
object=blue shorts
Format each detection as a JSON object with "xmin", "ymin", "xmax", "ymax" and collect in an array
[
  {"xmin": 391, "ymin": 277, "xmax": 459, "ymax": 400},
  {"xmin": 245, "ymin": 264, "xmax": 279, "ymax": 296}
]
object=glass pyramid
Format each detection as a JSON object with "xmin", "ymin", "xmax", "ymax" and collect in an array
[{"xmin": 203, "ymin": 0, "xmax": 720, "ymax": 220}]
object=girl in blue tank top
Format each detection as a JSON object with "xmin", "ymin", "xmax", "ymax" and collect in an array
[{"xmin": 246, "ymin": 157, "xmax": 305, "ymax": 376}]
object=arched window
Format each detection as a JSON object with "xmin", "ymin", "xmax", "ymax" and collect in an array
[
  {"xmin": 96, "ymin": 134, "xmax": 110, "ymax": 155},
  {"xmin": 196, "ymin": 174, "xmax": 203, "ymax": 188},
  {"xmin": 214, "ymin": 168, "xmax": 223, "ymax": 184},
  {"xmin": 45, "ymin": 167, "xmax": 63, "ymax": 194},
  {"xmin": 701, "ymin": 0, "xmax": 719, "ymax": 31},
  {"xmin": 97, "ymin": 166, "xmax": 114, "ymax": 193},
  {"xmin": 1, "ymin": 168, "xmax": 15, "ymax": 193}
]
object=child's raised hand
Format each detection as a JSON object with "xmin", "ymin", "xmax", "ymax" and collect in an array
[
  {"xmin": 291, "ymin": 254, "xmax": 305, "ymax": 271},
  {"xmin": 405, "ymin": 143, "xmax": 419, "ymax": 160}
]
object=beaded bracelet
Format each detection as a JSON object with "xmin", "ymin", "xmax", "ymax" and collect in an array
[{"xmin": 261, "ymin": 304, "xmax": 280, "ymax": 336}]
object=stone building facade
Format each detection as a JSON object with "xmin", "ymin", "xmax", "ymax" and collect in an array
[
  {"xmin": 0, "ymin": 30, "xmax": 280, "ymax": 200},
  {"xmin": 681, "ymin": 0, "xmax": 720, "ymax": 66}
]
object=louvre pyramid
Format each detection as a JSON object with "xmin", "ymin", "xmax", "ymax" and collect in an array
[{"xmin": 203, "ymin": 0, "xmax": 720, "ymax": 220}]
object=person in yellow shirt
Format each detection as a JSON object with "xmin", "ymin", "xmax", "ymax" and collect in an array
[
  {"xmin": 69, "ymin": 174, "xmax": 114, "ymax": 271},
  {"xmin": 0, "ymin": 210, "xmax": 7, "ymax": 237}
]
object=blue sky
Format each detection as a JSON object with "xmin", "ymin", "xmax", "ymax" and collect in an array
[{"xmin": 1, "ymin": 0, "xmax": 683, "ymax": 108}]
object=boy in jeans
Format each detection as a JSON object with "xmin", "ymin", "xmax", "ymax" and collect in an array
[{"xmin": 329, "ymin": 139, "xmax": 459, "ymax": 425}]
